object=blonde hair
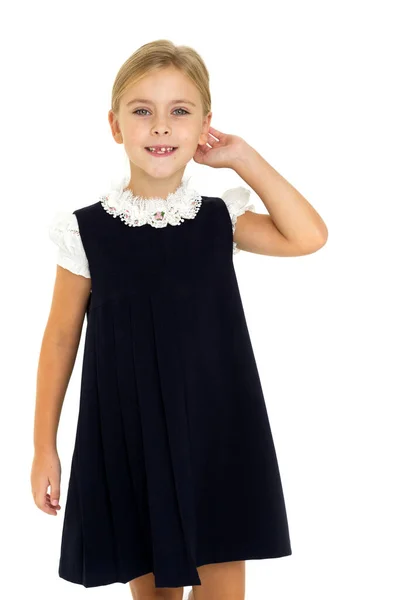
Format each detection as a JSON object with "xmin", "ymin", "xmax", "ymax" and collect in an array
[{"xmin": 110, "ymin": 39, "xmax": 211, "ymax": 118}]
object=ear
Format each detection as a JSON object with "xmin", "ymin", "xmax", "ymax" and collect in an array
[
  {"xmin": 108, "ymin": 110, "xmax": 123, "ymax": 144},
  {"xmin": 198, "ymin": 112, "xmax": 213, "ymax": 145}
]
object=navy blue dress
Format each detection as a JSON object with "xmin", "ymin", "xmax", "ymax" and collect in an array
[{"xmin": 57, "ymin": 190, "xmax": 292, "ymax": 589}]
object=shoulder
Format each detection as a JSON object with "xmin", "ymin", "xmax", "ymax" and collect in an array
[
  {"xmin": 219, "ymin": 186, "xmax": 256, "ymax": 231},
  {"xmin": 48, "ymin": 210, "xmax": 91, "ymax": 278},
  {"xmin": 48, "ymin": 199, "xmax": 100, "ymax": 235},
  {"xmin": 201, "ymin": 186, "xmax": 256, "ymax": 229},
  {"xmin": 201, "ymin": 188, "xmax": 254, "ymax": 214},
  {"xmin": 73, "ymin": 200, "xmax": 102, "ymax": 220},
  {"xmin": 220, "ymin": 186, "xmax": 255, "ymax": 217},
  {"xmin": 220, "ymin": 186, "xmax": 256, "ymax": 254},
  {"xmin": 48, "ymin": 210, "xmax": 80, "ymax": 241}
]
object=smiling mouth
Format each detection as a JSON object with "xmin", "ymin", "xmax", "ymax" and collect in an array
[{"xmin": 145, "ymin": 147, "xmax": 178, "ymax": 154}]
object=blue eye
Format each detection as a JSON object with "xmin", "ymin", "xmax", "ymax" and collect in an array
[{"xmin": 133, "ymin": 108, "xmax": 189, "ymax": 116}]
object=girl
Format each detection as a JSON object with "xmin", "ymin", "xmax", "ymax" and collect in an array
[{"xmin": 31, "ymin": 40, "xmax": 327, "ymax": 600}]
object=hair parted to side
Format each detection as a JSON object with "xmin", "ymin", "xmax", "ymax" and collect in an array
[{"xmin": 110, "ymin": 39, "xmax": 211, "ymax": 118}]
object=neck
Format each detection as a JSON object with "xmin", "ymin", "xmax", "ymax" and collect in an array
[{"xmin": 123, "ymin": 168, "xmax": 187, "ymax": 200}]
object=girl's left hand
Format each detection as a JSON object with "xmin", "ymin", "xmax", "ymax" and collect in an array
[{"xmin": 193, "ymin": 126, "xmax": 247, "ymax": 169}]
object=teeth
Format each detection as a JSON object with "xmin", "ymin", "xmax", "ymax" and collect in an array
[{"xmin": 147, "ymin": 147, "xmax": 175, "ymax": 153}]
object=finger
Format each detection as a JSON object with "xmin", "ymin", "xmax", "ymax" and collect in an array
[
  {"xmin": 197, "ymin": 143, "xmax": 212, "ymax": 156},
  {"xmin": 36, "ymin": 496, "xmax": 59, "ymax": 515},
  {"xmin": 208, "ymin": 126, "xmax": 224, "ymax": 139},
  {"xmin": 208, "ymin": 131, "xmax": 220, "ymax": 143},
  {"xmin": 46, "ymin": 493, "xmax": 61, "ymax": 508},
  {"xmin": 206, "ymin": 132, "xmax": 223, "ymax": 147},
  {"xmin": 44, "ymin": 500, "xmax": 60, "ymax": 512},
  {"xmin": 49, "ymin": 479, "xmax": 61, "ymax": 506},
  {"xmin": 42, "ymin": 504, "xmax": 59, "ymax": 515}
]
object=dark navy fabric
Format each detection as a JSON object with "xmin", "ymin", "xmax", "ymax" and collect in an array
[{"xmin": 58, "ymin": 194, "xmax": 292, "ymax": 589}]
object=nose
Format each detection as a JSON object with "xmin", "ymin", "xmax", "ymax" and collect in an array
[
  {"xmin": 152, "ymin": 127, "xmax": 170, "ymax": 135},
  {"xmin": 151, "ymin": 119, "xmax": 171, "ymax": 136}
]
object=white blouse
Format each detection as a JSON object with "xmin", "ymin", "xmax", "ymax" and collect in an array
[{"xmin": 48, "ymin": 179, "xmax": 256, "ymax": 279}]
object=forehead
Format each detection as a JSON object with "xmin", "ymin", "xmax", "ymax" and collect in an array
[{"xmin": 123, "ymin": 67, "xmax": 199, "ymax": 104}]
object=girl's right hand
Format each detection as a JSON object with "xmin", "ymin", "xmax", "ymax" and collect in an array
[{"xmin": 31, "ymin": 449, "xmax": 62, "ymax": 516}]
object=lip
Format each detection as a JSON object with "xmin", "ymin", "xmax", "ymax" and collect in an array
[{"xmin": 145, "ymin": 146, "xmax": 178, "ymax": 157}]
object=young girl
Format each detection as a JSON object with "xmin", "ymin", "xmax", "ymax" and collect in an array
[{"xmin": 31, "ymin": 40, "xmax": 327, "ymax": 600}]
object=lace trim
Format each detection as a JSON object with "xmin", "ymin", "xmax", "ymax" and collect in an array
[
  {"xmin": 51, "ymin": 225, "xmax": 81, "ymax": 236},
  {"xmin": 99, "ymin": 175, "xmax": 202, "ymax": 228},
  {"xmin": 58, "ymin": 252, "xmax": 91, "ymax": 279},
  {"xmin": 221, "ymin": 186, "xmax": 256, "ymax": 254}
]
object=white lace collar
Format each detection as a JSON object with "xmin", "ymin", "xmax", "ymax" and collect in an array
[{"xmin": 99, "ymin": 175, "xmax": 202, "ymax": 228}]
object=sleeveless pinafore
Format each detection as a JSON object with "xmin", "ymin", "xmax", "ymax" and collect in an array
[{"xmin": 58, "ymin": 193, "xmax": 292, "ymax": 589}]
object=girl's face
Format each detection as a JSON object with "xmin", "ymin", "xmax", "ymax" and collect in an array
[{"xmin": 109, "ymin": 66, "xmax": 212, "ymax": 183}]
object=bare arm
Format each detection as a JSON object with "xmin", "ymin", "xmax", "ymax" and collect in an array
[
  {"xmin": 31, "ymin": 265, "xmax": 91, "ymax": 515},
  {"xmin": 34, "ymin": 265, "xmax": 92, "ymax": 453}
]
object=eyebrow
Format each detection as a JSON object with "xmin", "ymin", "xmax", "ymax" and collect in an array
[{"xmin": 126, "ymin": 98, "xmax": 197, "ymax": 107}]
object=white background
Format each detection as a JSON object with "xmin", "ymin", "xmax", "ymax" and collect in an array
[{"xmin": 1, "ymin": 0, "xmax": 399, "ymax": 598}]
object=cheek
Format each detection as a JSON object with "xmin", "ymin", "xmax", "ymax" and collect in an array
[
  {"xmin": 180, "ymin": 133, "xmax": 198, "ymax": 146},
  {"xmin": 125, "ymin": 131, "xmax": 145, "ymax": 147}
]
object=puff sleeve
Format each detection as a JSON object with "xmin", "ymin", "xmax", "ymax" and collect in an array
[
  {"xmin": 48, "ymin": 211, "xmax": 91, "ymax": 278},
  {"xmin": 221, "ymin": 186, "xmax": 256, "ymax": 254}
]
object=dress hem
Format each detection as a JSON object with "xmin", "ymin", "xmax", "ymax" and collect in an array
[{"xmin": 59, "ymin": 547, "xmax": 292, "ymax": 588}]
